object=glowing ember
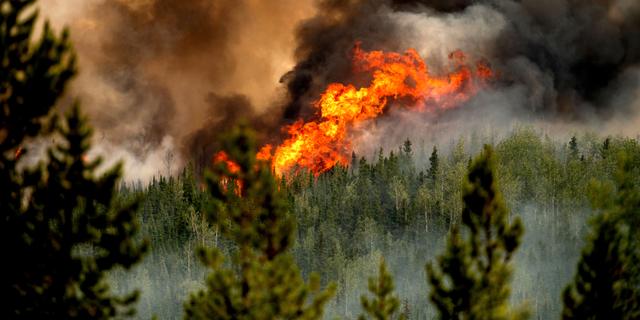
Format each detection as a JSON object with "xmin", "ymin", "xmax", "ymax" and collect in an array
[
  {"xmin": 15, "ymin": 146, "xmax": 23, "ymax": 160},
  {"xmin": 260, "ymin": 43, "xmax": 494, "ymax": 176}
]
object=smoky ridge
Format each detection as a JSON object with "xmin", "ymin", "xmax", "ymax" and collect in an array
[{"xmin": 38, "ymin": 0, "xmax": 640, "ymax": 180}]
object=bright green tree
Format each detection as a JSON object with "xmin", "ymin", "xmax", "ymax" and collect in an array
[
  {"xmin": 184, "ymin": 124, "xmax": 335, "ymax": 320},
  {"xmin": 2, "ymin": 1, "xmax": 147, "ymax": 318},
  {"xmin": 426, "ymin": 145, "xmax": 527, "ymax": 320},
  {"xmin": 562, "ymin": 155, "xmax": 640, "ymax": 320},
  {"xmin": 359, "ymin": 258, "xmax": 406, "ymax": 320}
]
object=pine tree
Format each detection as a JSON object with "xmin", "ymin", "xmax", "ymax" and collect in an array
[
  {"xmin": 2, "ymin": 1, "xmax": 147, "ymax": 318},
  {"xmin": 352, "ymin": 151, "xmax": 358, "ymax": 174},
  {"xmin": 359, "ymin": 258, "xmax": 406, "ymax": 320},
  {"xmin": 600, "ymin": 137, "xmax": 611, "ymax": 159},
  {"xmin": 562, "ymin": 155, "xmax": 640, "ymax": 320},
  {"xmin": 184, "ymin": 124, "xmax": 335, "ymax": 320},
  {"xmin": 569, "ymin": 136, "xmax": 579, "ymax": 159},
  {"xmin": 426, "ymin": 145, "xmax": 527, "ymax": 320},
  {"xmin": 402, "ymin": 139, "xmax": 412, "ymax": 156},
  {"xmin": 428, "ymin": 146, "xmax": 439, "ymax": 186}
]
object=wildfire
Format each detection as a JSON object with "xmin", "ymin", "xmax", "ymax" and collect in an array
[
  {"xmin": 15, "ymin": 146, "xmax": 23, "ymax": 160},
  {"xmin": 260, "ymin": 43, "xmax": 494, "ymax": 176},
  {"xmin": 212, "ymin": 151, "xmax": 242, "ymax": 194},
  {"xmin": 213, "ymin": 151, "xmax": 241, "ymax": 174}
]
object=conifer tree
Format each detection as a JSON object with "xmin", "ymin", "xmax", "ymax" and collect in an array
[
  {"xmin": 600, "ymin": 137, "xmax": 611, "ymax": 159},
  {"xmin": 562, "ymin": 156, "xmax": 640, "ymax": 320},
  {"xmin": 426, "ymin": 145, "xmax": 527, "ymax": 320},
  {"xmin": 184, "ymin": 124, "xmax": 335, "ymax": 320},
  {"xmin": 402, "ymin": 139, "xmax": 412, "ymax": 156},
  {"xmin": 2, "ymin": 1, "xmax": 147, "ymax": 317},
  {"xmin": 359, "ymin": 258, "xmax": 406, "ymax": 320},
  {"xmin": 428, "ymin": 146, "xmax": 439, "ymax": 186},
  {"xmin": 569, "ymin": 136, "xmax": 579, "ymax": 159}
]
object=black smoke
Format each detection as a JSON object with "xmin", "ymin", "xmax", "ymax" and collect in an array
[{"xmin": 282, "ymin": 0, "xmax": 640, "ymax": 120}]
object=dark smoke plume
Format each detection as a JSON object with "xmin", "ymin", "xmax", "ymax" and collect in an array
[
  {"xmin": 40, "ymin": 0, "xmax": 640, "ymax": 178},
  {"xmin": 283, "ymin": 0, "xmax": 640, "ymax": 120},
  {"xmin": 40, "ymin": 0, "xmax": 312, "ymax": 179}
]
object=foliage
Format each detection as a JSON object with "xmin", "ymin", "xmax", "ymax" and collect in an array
[
  {"xmin": 562, "ymin": 155, "xmax": 640, "ymax": 319},
  {"xmin": 113, "ymin": 128, "xmax": 640, "ymax": 319},
  {"xmin": 2, "ymin": 1, "xmax": 147, "ymax": 318},
  {"xmin": 426, "ymin": 146, "xmax": 528, "ymax": 320},
  {"xmin": 359, "ymin": 258, "xmax": 406, "ymax": 320},
  {"xmin": 184, "ymin": 124, "xmax": 335, "ymax": 320}
]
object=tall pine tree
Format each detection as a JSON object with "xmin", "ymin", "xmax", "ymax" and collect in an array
[
  {"xmin": 184, "ymin": 124, "xmax": 335, "ymax": 319},
  {"xmin": 562, "ymin": 155, "xmax": 640, "ymax": 319},
  {"xmin": 1, "ymin": 1, "xmax": 147, "ymax": 318},
  {"xmin": 428, "ymin": 146, "xmax": 439, "ymax": 186},
  {"xmin": 359, "ymin": 258, "xmax": 406, "ymax": 320},
  {"xmin": 426, "ymin": 145, "xmax": 527, "ymax": 320}
]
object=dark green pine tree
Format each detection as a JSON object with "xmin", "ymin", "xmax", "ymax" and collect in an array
[
  {"xmin": 184, "ymin": 124, "xmax": 335, "ymax": 320},
  {"xmin": 562, "ymin": 155, "xmax": 640, "ymax": 320},
  {"xmin": 569, "ymin": 136, "xmax": 579, "ymax": 159},
  {"xmin": 359, "ymin": 258, "xmax": 406, "ymax": 320},
  {"xmin": 402, "ymin": 139, "xmax": 413, "ymax": 156},
  {"xmin": 426, "ymin": 145, "xmax": 528, "ymax": 320},
  {"xmin": 428, "ymin": 146, "xmax": 439, "ymax": 186},
  {"xmin": 2, "ymin": 1, "xmax": 147, "ymax": 318}
]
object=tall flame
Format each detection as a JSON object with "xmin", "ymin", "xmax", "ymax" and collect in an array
[{"xmin": 260, "ymin": 43, "xmax": 494, "ymax": 176}]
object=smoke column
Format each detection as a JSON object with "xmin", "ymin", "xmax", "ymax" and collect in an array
[
  {"xmin": 39, "ymin": 0, "xmax": 640, "ymax": 178},
  {"xmin": 39, "ymin": 0, "xmax": 315, "ymax": 179}
]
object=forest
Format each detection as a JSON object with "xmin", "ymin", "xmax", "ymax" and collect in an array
[
  {"xmin": 4, "ymin": 0, "xmax": 640, "ymax": 319},
  {"xmin": 113, "ymin": 128, "xmax": 640, "ymax": 319}
]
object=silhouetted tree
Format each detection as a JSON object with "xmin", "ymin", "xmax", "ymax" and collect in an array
[
  {"xmin": 569, "ymin": 136, "xmax": 579, "ymax": 159},
  {"xmin": 402, "ymin": 139, "xmax": 412, "ymax": 156},
  {"xmin": 428, "ymin": 146, "xmax": 439, "ymax": 186},
  {"xmin": 184, "ymin": 124, "xmax": 335, "ymax": 319},
  {"xmin": 562, "ymin": 155, "xmax": 640, "ymax": 320},
  {"xmin": 426, "ymin": 145, "xmax": 528, "ymax": 320},
  {"xmin": 2, "ymin": 2, "xmax": 147, "ymax": 317}
]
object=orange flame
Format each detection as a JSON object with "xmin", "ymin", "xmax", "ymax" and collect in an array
[
  {"xmin": 260, "ymin": 43, "xmax": 494, "ymax": 176},
  {"xmin": 212, "ymin": 151, "xmax": 243, "ymax": 194},
  {"xmin": 15, "ymin": 146, "xmax": 23, "ymax": 160},
  {"xmin": 213, "ymin": 151, "xmax": 241, "ymax": 174}
]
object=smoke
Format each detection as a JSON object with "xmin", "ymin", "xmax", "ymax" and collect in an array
[
  {"xmin": 285, "ymin": 0, "xmax": 640, "ymax": 114},
  {"xmin": 38, "ymin": 0, "xmax": 640, "ymax": 178},
  {"xmin": 281, "ymin": 0, "xmax": 640, "ymax": 153},
  {"xmin": 39, "ymin": 0, "xmax": 315, "ymax": 179}
]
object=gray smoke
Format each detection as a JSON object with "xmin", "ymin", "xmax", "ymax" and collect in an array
[
  {"xmin": 39, "ymin": 0, "xmax": 314, "ymax": 179},
  {"xmin": 39, "ymin": 0, "xmax": 640, "ymax": 179},
  {"xmin": 276, "ymin": 0, "xmax": 640, "ymax": 156},
  {"xmin": 285, "ymin": 0, "xmax": 640, "ymax": 117}
]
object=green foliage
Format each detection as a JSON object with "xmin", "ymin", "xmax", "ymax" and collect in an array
[
  {"xmin": 569, "ymin": 136, "xmax": 579, "ymax": 159},
  {"xmin": 2, "ymin": 1, "xmax": 147, "ymax": 317},
  {"xmin": 359, "ymin": 258, "xmax": 406, "ymax": 320},
  {"xmin": 426, "ymin": 146, "xmax": 528, "ymax": 320},
  {"xmin": 114, "ymin": 129, "xmax": 640, "ymax": 318},
  {"xmin": 562, "ymin": 155, "xmax": 640, "ymax": 320},
  {"xmin": 428, "ymin": 146, "xmax": 439, "ymax": 186},
  {"xmin": 0, "ymin": 0, "xmax": 75, "ymax": 155},
  {"xmin": 184, "ymin": 124, "xmax": 335, "ymax": 320}
]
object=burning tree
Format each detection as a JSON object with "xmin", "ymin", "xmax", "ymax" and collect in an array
[
  {"xmin": 184, "ymin": 124, "xmax": 335, "ymax": 319},
  {"xmin": 259, "ymin": 43, "xmax": 493, "ymax": 177},
  {"xmin": 2, "ymin": 0, "xmax": 147, "ymax": 318}
]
